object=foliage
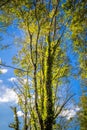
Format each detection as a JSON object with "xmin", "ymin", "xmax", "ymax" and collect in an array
[
  {"xmin": 0, "ymin": 0, "xmax": 86, "ymax": 130},
  {"xmin": 79, "ymin": 95, "xmax": 87, "ymax": 130},
  {"xmin": 63, "ymin": 0, "xmax": 87, "ymax": 79}
]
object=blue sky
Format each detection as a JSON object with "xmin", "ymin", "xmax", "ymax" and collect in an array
[
  {"xmin": 0, "ymin": 18, "xmax": 81, "ymax": 130},
  {"xmin": 0, "ymin": 24, "xmax": 23, "ymax": 130}
]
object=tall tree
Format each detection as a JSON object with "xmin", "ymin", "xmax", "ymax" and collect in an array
[
  {"xmin": 63, "ymin": 0, "xmax": 87, "ymax": 129},
  {"xmin": 0, "ymin": 0, "xmax": 84, "ymax": 129}
]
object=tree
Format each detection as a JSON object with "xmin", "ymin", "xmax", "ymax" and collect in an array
[
  {"xmin": 9, "ymin": 107, "xmax": 20, "ymax": 130},
  {"xmin": 0, "ymin": 0, "xmax": 85, "ymax": 130},
  {"xmin": 63, "ymin": 0, "xmax": 87, "ymax": 129},
  {"xmin": 63, "ymin": 0, "xmax": 87, "ymax": 78},
  {"xmin": 79, "ymin": 95, "xmax": 87, "ymax": 130}
]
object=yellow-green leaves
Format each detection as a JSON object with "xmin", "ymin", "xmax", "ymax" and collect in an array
[{"xmin": 29, "ymin": 22, "xmax": 38, "ymax": 34}]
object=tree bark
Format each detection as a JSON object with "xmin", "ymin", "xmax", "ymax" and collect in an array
[{"xmin": 44, "ymin": 36, "xmax": 54, "ymax": 130}]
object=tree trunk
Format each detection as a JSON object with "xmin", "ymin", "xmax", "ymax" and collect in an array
[{"xmin": 45, "ymin": 36, "xmax": 54, "ymax": 130}]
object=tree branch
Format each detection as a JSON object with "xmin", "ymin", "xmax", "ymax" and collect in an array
[
  {"xmin": 0, "ymin": 63, "xmax": 28, "ymax": 72},
  {"xmin": 54, "ymin": 94, "xmax": 76, "ymax": 119},
  {"xmin": 0, "ymin": 0, "xmax": 10, "ymax": 8}
]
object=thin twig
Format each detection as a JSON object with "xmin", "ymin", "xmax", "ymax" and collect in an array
[
  {"xmin": 0, "ymin": 63, "xmax": 28, "ymax": 72},
  {"xmin": 54, "ymin": 93, "xmax": 76, "ymax": 119}
]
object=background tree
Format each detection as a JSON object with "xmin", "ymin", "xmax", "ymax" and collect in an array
[
  {"xmin": 79, "ymin": 95, "xmax": 87, "ymax": 130},
  {"xmin": 63, "ymin": 0, "xmax": 87, "ymax": 129},
  {"xmin": 9, "ymin": 107, "xmax": 20, "ymax": 130}
]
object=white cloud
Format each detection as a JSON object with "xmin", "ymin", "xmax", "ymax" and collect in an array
[
  {"xmin": 0, "ymin": 80, "xmax": 3, "ymax": 83},
  {"xmin": 23, "ymin": 78, "xmax": 32, "ymax": 85},
  {"xmin": 17, "ymin": 111, "xmax": 24, "ymax": 117},
  {"xmin": 8, "ymin": 77, "xmax": 17, "ymax": 82},
  {"xmin": 0, "ymin": 68, "xmax": 8, "ymax": 74},
  {"xmin": 60, "ymin": 107, "xmax": 80, "ymax": 120},
  {"xmin": 17, "ymin": 110, "xmax": 30, "ymax": 118},
  {"xmin": 60, "ymin": 109, "xmax": 76, "ymax": 120},
  {"xmin": 8, "ymin": 77, "xmax": 32, "ymax": 85},
  {"xmin": 0, "ymin": 86, "xmax": 18, "ymax": 103},
  {"xmin": 75, "ymin": 106, "xmax": 80, "ymax": 111}
]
